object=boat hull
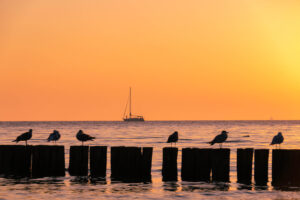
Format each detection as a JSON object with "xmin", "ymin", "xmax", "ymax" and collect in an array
[{"xmin": 123, "ymin": 117, "xmax": 145, "ymax": 122}]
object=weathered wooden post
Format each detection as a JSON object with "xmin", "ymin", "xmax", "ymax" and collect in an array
[
  {"xmin": 291, "ymin": 150, "xmax": 300, "ymax": 186},
  {"xmin": 123, "ymin": 147, "xmax": 142, "ymax": 181},
  {"xmin": 196, "ymin": 148, "xmax": 211, "ymax": 181},
  {"xmin": 141, "ymin": 147, "xmax": 153, "ymax": 182},
  {"xmin": 272, "ymin": 149, "xmax": 300, "ymax": 186},
  {"xmin": 0, "ymin": 145, "xmax": 32, "ymax": 177},
  {"xmin": 32, "ymin": 145, "xmax": 65, "ymax": 177},
  {"xmin": 237, "ymin": 148, "xmax": 253, "ymax": 184},
  {"xmin": 50, "ymin": 145, "xmax": 65, "ymax": 177},
  {"xmin": 272, "ymin": 149, "xmax": 289, "ymax": 186},
  {"xmin": 181, "ymin": 148, "xmax": 194, "ymax": 181},
  {"xmin": 162, "ymin": 147, "xmax": 178, "ymax": 181},
  {"xmin": 90, "ymin": 146, "xmax": 107, "ymax": 178},
  {"xmin": 111, "ymin": 146, "xmax": 124, "ymax": 180},
  {"xmin": 1, "ymin": 145, "xmax": 15, "ymax": 176},
  {"xmin": 211, "ymin": 148, "xmax": 230, "ymax": 182},
  {"xmin": 254, "ymin": 149, "xmax": 269, "ymax": 185},
  {"xmin": 69, "ymin": 146, "xmax": 89, "ymax": 176},
  {"xmin": 182, "ymin": 148, "xmax": 211, "ymax": 182},
  {"xmin": 111, "ymin": 146, "xmax": 152, "ymax": 182}
]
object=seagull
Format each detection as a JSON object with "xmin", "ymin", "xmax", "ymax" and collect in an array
[
  {"xmin": 209, "ymin": 130, "xmax": 228, "ymax": 148},
  {"xmin": 76, "ymin": 130, "xmax": 95, "ymax": 145},
  {"xmin": 167, "ymin": 131, "xmax": 178, "ymax": 147},
  {"xmin": 270, "ymin": 132, "xmax": 284, "ymax": 149},
  {"xmin": 47, "ymin": 130, "xmax": 61, "ymax": 144},
  {"xmin": 12, "ymin": 129, "xmax": 32, "ymax": 146}
]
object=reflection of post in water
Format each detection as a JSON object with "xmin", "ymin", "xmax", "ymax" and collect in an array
[
  {"xmin": 110, "ymin": 182, "xmax": 152, "ymax": 193},
  {"xmin": 163, "ymin": 182, "xmax": 179, "ymax": 192},
  {"xmin": 237, "ymin": 184, "xmax": 252, "ymax": 191},
  {"xmin": 181, "ymin": 182, "xmax": 230, "ymax": 192},
  {"xmin": 254, "ymin": 185, "xmax": 268, "ymax": 191},
  {"xmin": 69, "ymin": 177, "xmax": 107, "ymax": 193}
]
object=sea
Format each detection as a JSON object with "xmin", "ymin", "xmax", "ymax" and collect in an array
[{"xmin": 0, "ymin": 120, "xmax": 300, "ymax": 200}]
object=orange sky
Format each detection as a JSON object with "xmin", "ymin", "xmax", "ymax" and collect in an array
[{"xmin": 0, "ymin": 0, "xmax": 300, "ymax": 120}]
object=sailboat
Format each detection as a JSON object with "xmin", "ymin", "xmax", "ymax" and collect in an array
[{"xmin": 123, "ymin": 87, "xmax": 145, "ymax": 122}]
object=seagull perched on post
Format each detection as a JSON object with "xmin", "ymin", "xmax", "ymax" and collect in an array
[
  {"xmin": 76, "ymin": 130, "xmax": 95, "ymax": 145},
  {"xmin": 47, "ymin": 130, "xmax": 61, "ymax": 144},
  {"xmin": 270, "ymin": 132, "xmax": 284, "ymax": 149},
  {"xmin": 12, "ymin": 129, "xmax": 32, "ymax": 146},
  {"xmin": 209, "ymin": 130, "xmax": 228, "ymax": 148},
  {"xmin": 167, "ymin": 131, "xmax": 178, "ymax": 147}
]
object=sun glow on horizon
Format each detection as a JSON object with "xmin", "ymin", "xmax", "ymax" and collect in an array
[{"xmin": 0, "ymin": 0, "xmax": 300, "ymax": 120}]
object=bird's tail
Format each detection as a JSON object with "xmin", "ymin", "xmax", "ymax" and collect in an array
[
  {"xmin": 208, "ymin": 141, "xmax": 214, "ymax": 145},
  {"xmin": 12, "ymin": 140, "xmax": 18, "ymax": 143}
]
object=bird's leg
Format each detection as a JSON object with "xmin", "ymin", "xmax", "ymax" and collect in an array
[
  {"xmin": 25, "ymin": 140, "xmax": 27, "ymax": 146},
  {"xmin": 82, "ymin": 141, "xmax": 84, "ymax": 146}
]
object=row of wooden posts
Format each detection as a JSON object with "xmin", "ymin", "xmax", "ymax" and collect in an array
[{"xmin": 0, "ymin": 145, "xmax": 299, "ymax": 186}]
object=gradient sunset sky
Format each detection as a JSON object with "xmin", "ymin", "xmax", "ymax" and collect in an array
[{"xmin": 1, "ymin": 0, "xmax": 300, "ymax": 121}]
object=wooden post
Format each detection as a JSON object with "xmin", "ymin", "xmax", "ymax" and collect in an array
[
  {"xmin": 0, "ymin": 145, "xmax": 31, "ymax": 177},
  {"xmin": 13, "ymin": 145, "xmax": 32, "ymax": 177},
  {"xmin": 182, "ymin": 148, "xmax": 211, "ymax": 182},
  {"xmin": 141, "ymin": 147, "xmax": 153, "ymax": 182},
  {"xmin": 69, "ymin": 146, "xmax": 89, "ymax": 176},
  {"xmin": 181, "ymin": 148, "xmax": 195, "ymax": 181},
  {"xmin": 291, "ymin": 150, "xmax": 300, "ymax": 186},
  {"xmin": 32, "ymin": 145, "xmax": 65, "ymax": 178},
  {"xmin": 272, "ymin": 149, "xmax": 300, "ymax": 187},
  {"xmin": 124, "ymin": 147, "xmax": 142, "ymax": 181},
  {"xmin": 111, "ymin": 146, "xmax": 152, "ymax": 182},
  {"xmin": 195, "ymin": 148, "xmax": 211, "ymax": 182},
  {"xmin": 162, "ymin": 147, "xmax": 178, "ymax": 181},
  {"xmin": 272, "ymin": 149, "xmax": 288, "ymax": 186},
  {"xmin": 111, "ymin": 146, "xmax": 124, "ymax": 180},
  {"xmin": 32, "ymin": 145, "xmax": 49, "ymax": 178},
  {"xmin": 237, "ymin": 148, "xmax": 253, "ymax": 184},
  {"xmin": 1, "ymin": 145, "xmax": 15, "ymax": 176},
  {"xmin": 50, "ymin": 146, "xmax": 65, "ymax": 177},
  {"xmin": 90, "ymin": 146, "xmax": 107, "ymax": 178},
  {"xmin": 254, "ymin": 149, "xmax": 269, "ymax": 186},
  {"xmin": 211, "ymin": 148, "xmax": 230, "ymax": 182}
]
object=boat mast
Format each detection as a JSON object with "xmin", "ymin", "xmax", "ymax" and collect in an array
[{"xmin": 129, "ymin": 87, "xmax": 132, "ymax": 117}]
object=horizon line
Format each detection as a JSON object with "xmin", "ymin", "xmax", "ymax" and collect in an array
[{"xmin": 0, "ymin": 119, "xmax": 300, "ymax": 122}]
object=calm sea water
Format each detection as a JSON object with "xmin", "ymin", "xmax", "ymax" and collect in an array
[{"xmin": 0, "ymin": 120, "xmax": 300, "ymax": 199}]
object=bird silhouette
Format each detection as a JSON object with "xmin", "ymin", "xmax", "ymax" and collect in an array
[
  {"xmin": 270, "ymin": 132, "xmax": 284, "ymax": 149},
  {"xmin": 209, "ymin": 130, "xmax": 228, "ymax": 148},
  {"xmin": 76, "ymin": 130, "xmax": 95, "ymax": 145},
  {"xmin": 47, "ymin": 130, "xmax": 61, "ymax": 144},
  {"xmin": 12, "ymin": 129, "xmax": 32, "ymax": 146},
  {"xmin": 167, "ymin": 131, "xmax": 178, "ymax": 147}
]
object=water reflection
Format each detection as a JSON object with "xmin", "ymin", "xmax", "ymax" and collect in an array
[
  {"xmin": 273, "ymin": 186, "xmax": 300, "ymax": 191},
  {"xmin": 254, "ymin": 185, "xmax": 268, "ymax": 191},
  {"xmin": 110, "ymin": 182, "xmax": 152, "ymax": 193},
  {"xmin": 237, "ymin": 183, "xmax": 252, "ymax": 190},
  {"xmin": 70, "ymin": 176, "xmax": 89, "ymax": 184},
  {"xmin": 90, "ymin": 177, "xmax": 107, "ymax": 185},
  {"xmin": 181, "ymin": 182, "xmax": 229, "ymax": 192},
  {"xmin": 163, "ymin": 182, "xmax": 179, "ymax": 191}
]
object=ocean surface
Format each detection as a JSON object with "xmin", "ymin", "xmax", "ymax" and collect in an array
[{"xmin": 0, "ymin": 120, "xmax": 300, "ymax": 199}]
